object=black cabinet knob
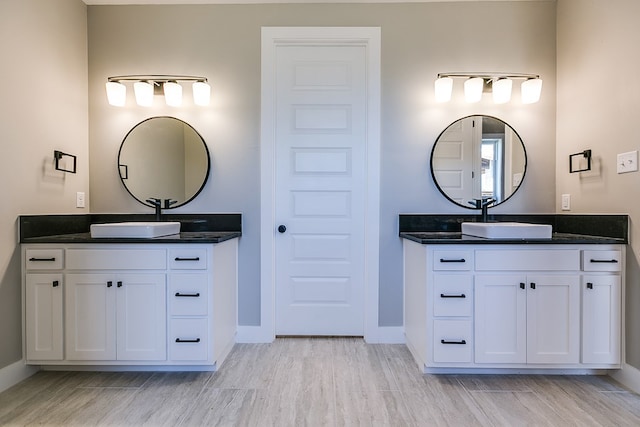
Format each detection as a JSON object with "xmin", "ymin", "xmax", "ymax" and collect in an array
[{"xmin": 278, "ymin": 225, "xmax": 287, "ymax": 233}]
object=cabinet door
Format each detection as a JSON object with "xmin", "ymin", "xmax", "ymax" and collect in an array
[
  {"xmin": 116, "ymin": 273, "xmax": 166, "ymax": 361},
  {"xmin": 475, "ymin": 274, "xmax": 526, "ymax": 363},
  {"xmin": 25, "ymin": 273, "xmax": 64, "ymax": 361},
  {"xmin": 582, "ymin": 275, "xmax": 621, "ymax": 364},
  {"xmin": 527, "ymin": 275, "xmax": 580, "ymax": 364},
  {"xmin": 65, "ymin": 273, "xmax": 116, "ymax": 360}
]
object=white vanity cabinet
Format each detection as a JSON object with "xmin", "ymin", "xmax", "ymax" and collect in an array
[
  {"xmin": 24, "ymin": 250, "xmax": 65, "ymax": 361},
  {"xmin": 22, "ymin": 239, "xmax": 238, "ymax": 369},
  {"xmin": 65, "ymin": 272, "xmax": 166, "ymax": 361},
  {"xmin": 475, "ymin": 273, "xmax": 581, "ymax": 365},
  {"xmin": 403, "ymin": 240, "xmax": 624, "ymax": 373},
  {"xmin": 168, "ymin": 247, "xmax": 212, "ymax": 363},
  {"xmin": 581, "ymin": 250, "xmax": 622, "ymax": 364}
]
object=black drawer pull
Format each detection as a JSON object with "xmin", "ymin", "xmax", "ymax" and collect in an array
[
  {"xmin": 520, "ymin": 282, "xmax": 526, "ymax": 289},
  {"xmin": 175, "ymin": 257, "xmax": 200, "ymax": 262},
  {"xmin": 441, "ymin": 339, "xmax": 466, "ymax": 345},
  {"xmin": 52, "ymin": 280, "xmax": 59, "ymax": 288},
  {"xmin": 439, "ymin": 258, "xmax": 466, "ymax": 263},
  {"xmin": 117, "ymin": 281, "xmax": 123, "ymax": 288},
  {"xmin": 29, "ymin": 257, "xmax": 56, "ymax": 262},
  {"xmin": 107, "ymin": 281, "xmax": 113, "ymax": 288},
  {"xmin": 587, "ymin": 282, "xmax": 594, "ymax": 289},
  {"xmin": 175, "ymin": 338, "xmax": 201, "ymax": 343},
  {"xmin": 440, "ymin": 293, "xmax": 466, "ymax": 299},
  {"xmin": 175, "ymin": 292, "xmax": 201, "ymax": 297},
  {"xmin": 530, "ymin": 282, "xmax": 536, "ymax": 290},
  {"xmin": 590, "ymin": 259, "xmax": 618, "ymax": 263}
]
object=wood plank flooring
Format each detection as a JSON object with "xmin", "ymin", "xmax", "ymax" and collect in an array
[{"xmin": 1, "ymin": 337, "xmax": 640, "ymax": 426}]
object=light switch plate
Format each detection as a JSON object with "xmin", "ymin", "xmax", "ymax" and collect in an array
[
  {"xmin": 617, "ymin": 150, "xmax": 638, "ymax": 174},
  {"xmin": 561, "ymin": 194, "xmax": 571, "ymax": 211}
]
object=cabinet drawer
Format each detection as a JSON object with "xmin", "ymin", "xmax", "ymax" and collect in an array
[
  {"xmin": 25, "ymin": 249, "xmax": 64, "ymax": 270},
  {"xmin": 433, "ymin": 251, "xmax": 472, "ymax": 271},
  {"xmin": 170, "ymin": 318, "xmax": 208, "ymax": 361},
  {"xmin": 433, "ymin": 320, "xmax": 473, "ymax": 363},
  {"xmin": 169, "ymin": 274, "xmax": 208, "ymax": 316},
  {"xmin": 66, "ymin": 249, "xmax": 166, "ymax": 270},
  {"xmin": 475, "ymin": 250, "xmax": 580, "ymax": 271},
  {"xmin": 169, "ymin": 248, "xmax": 207, "ymax": 270},
  {"xmin": 582, "ymin": 250, "xmax": 621, "ymax": 272},
  {"xmin": 433, "ymin": 275, "xmax": 472, "ymax": 317}
]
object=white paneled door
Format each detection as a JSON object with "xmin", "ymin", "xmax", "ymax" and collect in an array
[{"xmin": 273, "ymin": 41, "xmax": 368, "ymax": 335}]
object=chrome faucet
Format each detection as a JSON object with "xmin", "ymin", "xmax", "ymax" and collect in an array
[{"xmin": 469, "ymin": 198, "xmax": 496, "ymax": 222}]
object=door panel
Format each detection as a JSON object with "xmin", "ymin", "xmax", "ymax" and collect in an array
[{"xmin": 275, "ymin": 44, "xmax": 366, "ymax": 335}]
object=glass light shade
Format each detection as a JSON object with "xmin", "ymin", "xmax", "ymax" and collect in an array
[
  {"xmin": 521, "ymin": 78, "xmax": 543, "ymax": 104},
  {"xmin": 133, "ymin": 81, "xmax": 154, "ymax": 106},
  {"xmin": 434, "ymin": 77, "xmax": 453, "ymax": 102},
  {"xmin": 492, "ymin": 78, "xmax": 513, "ymax": 104},
  {"xmin": 163, "ymin": 81, "xmax": 182, "ymax": 107},
  {"xmin": 105, "ymin": 81, "xmax": 126, "ymax": 106},
  {"xmin": 464, "ymin": 77, "xmax": 484, "ymax": 103},
  {"xmin": 192, "ymin": 81, "xmax": 211, "ymax": 106}
]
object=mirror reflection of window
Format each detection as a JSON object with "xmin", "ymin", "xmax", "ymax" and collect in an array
[{"xmin": 481, "ymin": 138, "xmax": 504, "ymax": 200}]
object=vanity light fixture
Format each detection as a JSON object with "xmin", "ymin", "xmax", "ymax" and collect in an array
[
  {"xmin": 463, "ymin": 77, "xmax": 485, "ymax": 103},
  {"xmin": 163, "ymin": 81, "xmax": 182, "ymax": 107},
  {"xmin": 105, "ymin": 75, "xmax": 211, "ymax": 107},
  {"xmin": 435, "ymin": 72, "xmax": 542, "ymax": 104},
  {"xmin": 133, "ymin": 81, "xmax": 154, "ymax": 107}
]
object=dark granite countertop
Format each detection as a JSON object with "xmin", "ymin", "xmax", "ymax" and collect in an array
[
  {"xmin": 20, "ymin": 231, "xmax": 241, "ymax": 244},
  {"xmin": 19, "ymin": 214, "xmax": 241, "ymax": 244},
  {"xmin": 400, "ymin": 231, "xmax": 626, "ymax": 245},
  {"xmin": 399, "ymin": 214, "xmax": 628, "ymax": 245}
]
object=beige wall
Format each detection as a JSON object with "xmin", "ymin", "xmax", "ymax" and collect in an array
[
  {"xmin": 557, "ymin": 0, "xmax": 640, "ymax": 369},
  {"xmin": 0, "ymin": 0, "xmax": 88, "ymax": 369},
  {"xmin": 87, "ymin": 1, "xmax": 557, "ymax": 327}
]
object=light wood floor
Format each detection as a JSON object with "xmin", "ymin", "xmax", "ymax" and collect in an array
[{"xmin": 2, "ymin": 338, "xmax": 640, "ymax": 426}]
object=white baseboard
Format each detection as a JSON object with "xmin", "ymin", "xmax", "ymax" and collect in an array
[
  {"xmin": 609, "ymin": 363, "xmax": 640, "ymax": 394},
  {"xmin": 369, "ymin": 326, "xmax": 405, "ymax": 344},
  {"xmin": 236, "ymin": 325, "xmax": 406, "ymax": 344},
  {"xmin": 0, "ymin": 360, "xmax": 39, "ymax": 393},
  {"xmin": 236, "ymin": 326, "xmax": 274, "ymax": 343}
]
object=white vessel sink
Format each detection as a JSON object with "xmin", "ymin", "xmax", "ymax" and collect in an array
[
  {"xmin": 90, "ymin": 222, "xmax": 181, "ymax": 238},
  {"xmin": 461, "ymin": 222, "xmax": 552, "ymax": 239}
]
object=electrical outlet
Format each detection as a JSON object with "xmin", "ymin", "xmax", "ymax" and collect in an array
[
  {"xmin": 512, "ymin": 172, "xmax": 523, "ymax": 187},
  {"xmin": 617, "ymin": 150, "xmax": 638, "ymax": 174},
  {"xmin": 76, "ymin": 191, "xmax": 85, "ymax": 208},
  {"xmin": 561, "ymin": 194, "xmax": 571, "ymax": 211}
]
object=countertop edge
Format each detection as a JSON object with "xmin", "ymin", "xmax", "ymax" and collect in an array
[
  {"xmin": 400, "ymin": 232, "xmax": 627, "ymax": 245},
  {"xmin": 21, "ymin": 231, "xmax": 241, "ymax": 244}
]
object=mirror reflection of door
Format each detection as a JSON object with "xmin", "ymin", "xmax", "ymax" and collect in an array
[
  {"xmin": 430, "ymin": 116, "xmax": 477, "ymax": 205},
  {"xmin": 431, "ymin": 115, "xmax": 527, "ymax": 208}
]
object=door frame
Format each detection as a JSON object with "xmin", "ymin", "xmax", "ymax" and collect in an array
[{"xmin": 259, "ymin": 27, "xmax": 381, "ymax": 343}]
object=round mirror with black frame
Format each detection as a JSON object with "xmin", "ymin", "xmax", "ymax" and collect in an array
[
  {"xmin": 430, "ymin": 115, "xmax": 527, "ymax": 209},
  {"xmin": 117, "ymin": 116, "xmax": 210, "ymax": 209}
]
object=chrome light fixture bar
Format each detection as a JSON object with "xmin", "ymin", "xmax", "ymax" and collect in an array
[
  {"xmin": 434, "ymin": 72, "xmax": 542, "ymax": 104},
  {"xmin": 106, "ymin": 74, "xmax": 211, "ymax": 107}
]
